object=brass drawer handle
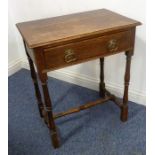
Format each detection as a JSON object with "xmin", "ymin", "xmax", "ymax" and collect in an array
[
  {"xmin": 64, "ymin": 49, "xmax": 77, "ymax": 63},
  {"xmin": 107, "ymin": 39, "xmax": 118, "ymax": 52}
]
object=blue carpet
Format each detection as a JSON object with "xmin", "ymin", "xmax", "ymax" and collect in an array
[{"xmin": 8, "ymin": 69, "xmax": 146, "ymax": 155}]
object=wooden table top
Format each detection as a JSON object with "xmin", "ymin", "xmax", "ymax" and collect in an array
[{"xmin": 16, "ymin": 9, "xmax": 141, "ymax": 48}]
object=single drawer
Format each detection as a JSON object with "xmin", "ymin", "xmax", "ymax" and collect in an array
[{"xmin": 43, "ymin": 30, "xmax": 134, "ymax": 71}]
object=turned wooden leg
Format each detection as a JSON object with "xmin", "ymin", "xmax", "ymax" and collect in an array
[
  {"xmin": 99, "ymin": 57, "xmax": 106, "ymax": 97},
  {"xmin": 121, "ymin": 51, "xmax": 133, "ymax": 122},
  {"xmin": 40, "ymin": 74, "xmax": 60, "ymax": 148},
  {"xmin": 24, "ymin": 42, "xmax": 44, "ymax": 118}
]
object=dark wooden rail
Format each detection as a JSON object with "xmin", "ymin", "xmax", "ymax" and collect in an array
[
  {"xmin": 104, "ymin": 90, "xmax": 123, "ymax": 107},
  {"xmin": 54, "ymin": 96, "xmax": 111, "ymax": 119}
]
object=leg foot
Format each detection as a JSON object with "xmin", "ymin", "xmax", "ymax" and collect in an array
[
  {"xmin": 120, "ymin": 105, "xmax": 128, "ymax": 122},
  {"xmin": 99, "ymin": 83, "xmax": 105, "ymax": 97},
  {"xmin": 50, "ymin": 131, "xmax": 60, "ymax": 148}
]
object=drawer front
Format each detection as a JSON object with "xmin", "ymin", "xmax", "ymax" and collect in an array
[{"xmin": 43, "ymin": 30, "xmax": 133, "ymax": 71}]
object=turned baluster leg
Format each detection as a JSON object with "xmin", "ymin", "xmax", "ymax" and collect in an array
[
  {"xmin": 99, "ymin": 57, "xmax": 106, "ymax": 97},
  {"xmin": 24, "ymin": 42, "xmax": 44, "ymax": 118},
  {"xmin": 121, "ymin": 51, "xmax": 133, "ymax": 122},
  {"xmin": 40, "ymin": 74, "xmax": 60, "ymax": 148}
]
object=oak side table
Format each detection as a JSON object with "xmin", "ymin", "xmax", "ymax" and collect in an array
[{"xmin": 16, "ymin": 9, "xmax": 141, "ymax": 148}]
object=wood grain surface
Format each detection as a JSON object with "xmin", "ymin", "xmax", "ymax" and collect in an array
[{"xmin": 16, "ymin": 9, "xmax": 141, "ymax": 48}]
